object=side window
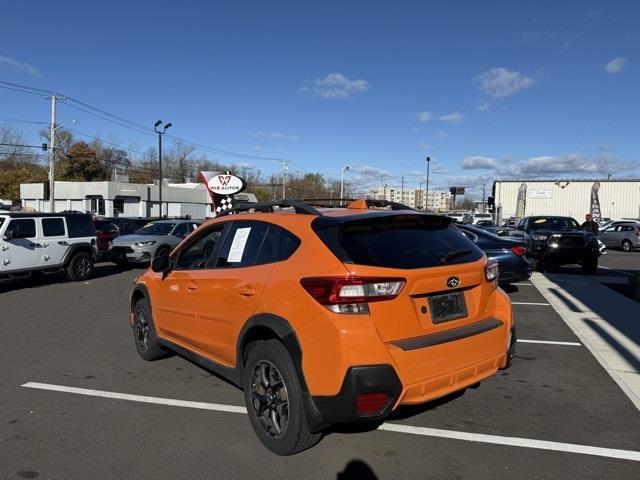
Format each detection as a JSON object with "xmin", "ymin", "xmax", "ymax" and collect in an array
[
  {"xmin": 174, "ymin": 225, "xmax": 225, "ymax": 270},
  {"xmin": 622, "ymin": 225, "xmax": 634, "ymax": 232},
  {"xmin": 172, "ymin": 223, "xmax": 189, "ymax": 238},
  {"xmin": 216, "ymin": 222, "xmax": 270, "ymax": 268},
  {"xmin": 7, "ymin": 219, "xmax": 36, "ymax": 239},
  {"xmin": 66, "ymin": 215, "xmax": 95, "ymax": 238},
  {"xmin": 255, "ymin": 225, "xmax": 301, "ymax": 264},
  {"xmin": 42, "ymin": 218, "xmax": 66, "ymax": 237}
]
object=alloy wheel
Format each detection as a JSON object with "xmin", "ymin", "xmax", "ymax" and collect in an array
[
  {"xmin": 135, "ymin": 310, "xmax": 150, "ymax": 352},
  {"xmin": 250, "ymin": 360, "xmax": 289, "ymax": 437}
]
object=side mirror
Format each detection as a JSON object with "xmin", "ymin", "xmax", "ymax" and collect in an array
[
  {"xmin": 151, "ymin": 254, "xmax": 171, "ymax": 274},
  {"xmin": 3, "ymin": 229, "xmax": 14, "ymax": 241}
]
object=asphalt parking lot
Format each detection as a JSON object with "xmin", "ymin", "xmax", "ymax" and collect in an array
[{"xmin": 1, "ymin": 254, "xmax": 640, "ymax": 479}]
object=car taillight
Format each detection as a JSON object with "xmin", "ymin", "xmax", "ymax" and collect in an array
[
  {"xmin": 636, "ymin": 227, "xmax": 640, "ymax": 237},
  {"xmin": 300, "ymin": 277, "xmax": 405, "ymax": 314},
  {"xmin": 356, "ymin": 392, "xmax": 391, "ymax": 416},
  {"xmin": 485, "ymin": 260, "xmax": 499, "ymax": 282},
  {"xmin": 510, "ymin": 245, "xmax": 526, "ymax": 256}
]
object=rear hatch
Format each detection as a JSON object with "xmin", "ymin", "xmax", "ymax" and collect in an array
[{"xmin": 312, "ymin": 213, "xmax": 494, "ymax": 343}]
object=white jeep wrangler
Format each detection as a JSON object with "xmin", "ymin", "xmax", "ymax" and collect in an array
[{"xmin": 0, "ymin": 212, "xmax": 98, "ymax": 282}]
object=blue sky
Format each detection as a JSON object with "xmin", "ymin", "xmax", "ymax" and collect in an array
[{"xmin": 1, "ymin": 1, "xmax": 638, "ymax": 196}]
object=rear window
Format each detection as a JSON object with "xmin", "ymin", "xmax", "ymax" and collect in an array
[
  {"xmin": 315, "ymin": 214, "xmax": 483, "ymax": 269},
  {"xmin": 42, "ymin": 218, "xmax": 66, "ymax": 237},
  {"xmin": 94, "ymin": 220, "xmax": 118, "ymax": 231},
  {"xmin": 66, "ymin": 214, "xmax": 96, "ymax": 238}
]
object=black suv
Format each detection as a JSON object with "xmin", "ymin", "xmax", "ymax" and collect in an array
[{"xmin": 515, "ymin": 216, "xmax": 599, "ymax": 273}]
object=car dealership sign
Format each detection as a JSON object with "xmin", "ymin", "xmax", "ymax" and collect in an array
[{"xmin": 200, "ymin": 171, "xmax": 248, "ymax": 215}]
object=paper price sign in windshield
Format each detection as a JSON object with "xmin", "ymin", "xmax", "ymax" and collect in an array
[{"xmin": 227, "ymin": 227, "xmax": 251, "ymax": 263}]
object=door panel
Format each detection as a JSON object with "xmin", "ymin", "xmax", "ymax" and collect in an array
[
  {"xmin": 39, "ymin": 217, "xmax": 68, "ymax": 267},
  {"xmin": 3, "ymin": 219, "xmax": 42, "ymax": 271},
  {"xmin": 187, "ymin": 263, "xmax": 274, "ymax": 365},
  {"xmin": 152, "ymin": 270, "xmax": 198, "ymax": 346}
]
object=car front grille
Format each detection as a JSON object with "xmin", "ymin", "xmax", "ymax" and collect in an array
[
  {"xmin": 550, "ymin": 235, "xmax": 586, "ymax": 247},
  {"xmin": 110, "ymin": 246, "xmax": 134, "ymax": 254}
]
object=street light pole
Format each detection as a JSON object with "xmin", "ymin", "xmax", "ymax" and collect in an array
[
  {"xmin": 154, "ymin": 120, "xmax": 172, "ymax": 218},
  {"xmin": 340, "ymin": 165, "xmax": 351, "ymax": 198},
  {"xmin": 425, "ymin": 156, "xmax": 431, "ymax": 212}
]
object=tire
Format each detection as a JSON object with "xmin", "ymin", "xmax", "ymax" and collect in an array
[
  {"xmin": 66, "ymin": 252, "xmax": 94, "ymax": 281},
  {"xmin": 132, "ymin": 297, "xmax": 167, "ymax": 361},
  {"xmin": 622, "ymin": 240, "xmax": 633, "ymax": 253},
  {"xmin": 581, "ymin": 257, "xmax": 598, "ymax": 274},
  {"xmin": 243, "ymin": 340, "xmax": 322, "ymax": 455},
  {"xmin": 502, "ymin": 327, "xmax": 516, "ymax": 370}
]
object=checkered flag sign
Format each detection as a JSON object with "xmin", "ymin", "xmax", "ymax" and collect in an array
[{"xmin": 215, "ymin": 196, "xmax": 233, "ymax": 214}]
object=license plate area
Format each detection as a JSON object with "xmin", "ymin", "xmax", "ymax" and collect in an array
[{"xmin": 428, "ymin": 291, "xmax": 468, "ymax": 324}]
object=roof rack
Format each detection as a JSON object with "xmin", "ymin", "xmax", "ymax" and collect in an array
[
  {"xmin": 302, "ymin": 198, "xmax": 415, "ymax": 211},
  {"xmin": 222, "ymin": 200, "xmax": 323, "ymax": 217}
]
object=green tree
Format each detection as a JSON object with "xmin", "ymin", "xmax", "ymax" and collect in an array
[{"xmin": 59, "ymin": 142, "xmax": 107, "ymax": 181}]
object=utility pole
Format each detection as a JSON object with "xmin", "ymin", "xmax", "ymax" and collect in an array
[
  {"xmin": 482, "ymin": 183, "xmax": 486, "ymax": 212},
  {"xmin": 48, "ymin": 95, "xmax": 57, "ymax": 212},
  {"xmin": 425, "ymin": 156, "xmax": 431, "ymax": 213},
  {"xmin": 418, "ymin": 182, "xmax": 422, "ymax": 210},
  {"xmin": 281, "ymin": 160, "xmax": 287, "ymax": 199},
  {"xmin": 400, "ymin": 176, "xmax": 404, "ymax": 202},
  {"xmin": 340, "ymin": 165, "xmax": 351, "ymax": 199}
]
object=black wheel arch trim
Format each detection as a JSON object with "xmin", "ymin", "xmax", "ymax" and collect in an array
[{"xmin": 61, "ymin": 242, "xmax": 97, "ymax": 265}]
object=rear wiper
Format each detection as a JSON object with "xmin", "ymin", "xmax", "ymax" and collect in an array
[{"xmin": 439, "ymin": 249, "xmax": 473, "ymax": 264}]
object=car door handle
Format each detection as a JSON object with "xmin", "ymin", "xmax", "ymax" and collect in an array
[
  {"xmin": 239, "ymin": 287, "xmax": 257, "ymax": 297},
  {"xmin": 29, "ymin": 242, "xmax": 42, "ymax": 248},
  {"xmin": 58, "ymin": 241, "xmax": 68, "ymax": 246},
  {"xmin": 186, "ymin": 282, "xmax": 198, "ymax": 291}
]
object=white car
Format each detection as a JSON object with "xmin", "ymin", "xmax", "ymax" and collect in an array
[
  {"xmin": 0, "ymin": 212, "xmax": 98, "ymax": 281},
  {"xmin": 472, "ymin": 213, "xmax": 494, "ymax": 225}
]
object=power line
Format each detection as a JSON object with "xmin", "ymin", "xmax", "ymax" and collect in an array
[{"xmin": 0, "ymin": 117, "xmax": 49, "ymax": 125}]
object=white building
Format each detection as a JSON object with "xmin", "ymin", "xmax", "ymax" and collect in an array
[
  {"xmin": 493, "ymin": 179, "xmax": 640, "ymax": 223},
  {"xmin": 367, "ymin": 186, "xmax": 451, "ymax": 211},
  {"xmin": 20, "ymin": 181, "xmax": 257, "ymax": 219}
]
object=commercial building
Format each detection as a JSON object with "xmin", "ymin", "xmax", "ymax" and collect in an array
[
  {"xmin": 367, "ymin": 186, "xmax": 451, "ymax": 211},
  {"xmin": 20, "ymin": 181, "xmax": 257, "ymax": 219},
  {"xmin": 492, "ymin": 179, "xmax": 640, "ymax": 223}
]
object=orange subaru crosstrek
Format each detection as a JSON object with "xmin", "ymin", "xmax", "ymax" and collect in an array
[{"xmin": 129, "ymin": 199, "xmax": 515, "ymax": 455}]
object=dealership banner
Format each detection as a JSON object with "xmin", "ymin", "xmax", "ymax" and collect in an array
[
  {"xmin": 590, "ymin": 181, "xmax": 602, "ymax": 223},
  {"xmin": 514, "ymin": 182, "xmax": 527, "ymax": 223},
  {"xmin": 200, "ymin": 171, "xmax": 247, "ymax": 215}
]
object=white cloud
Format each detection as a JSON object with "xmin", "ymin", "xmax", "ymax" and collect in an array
[
  {"xmin": 418, "ymin": 142, "xmax": 431, "ymax": 151},
  {"xmin": 474, "ymin": 67, "xmax": 536, "ymax": 98},
  {"xmin": 253, "ymin": 131, "xmax": 299, "ymax": 141},
  {"xmin": 605, "ymin": 57, "xmax": 626, "ymax": 74},
  {"xmin": 415, "ymin": 111, "xmax": 432, "ymax": 123},
  {"xmin": 497, "ymin": 153, "xmax": 639, "ymax": 178},
  {"xmin": 0, "ymin": 55, "xmax": 42, "ymax": 77},
  {"xmin": 300, "ymin": 72, "xmax": 371, "ymax": 100},
  {"xmin": 251, "ymin": 145, "xmax": 263, "ymax": 152},
  {"xmin": 439, "ymin": 112, "xmax": 463, "ymax": 123},
  {"xmin": 462, "ymin": 156, "xmax": 497, "ymax": 170},
  {"xmin": 475, "ymin": 102, "xmax": 491, "ymax": 112}
]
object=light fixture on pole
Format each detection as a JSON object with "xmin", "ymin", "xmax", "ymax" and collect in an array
[
  {"xmin": 154, "ymin": 120, "xmax": 172, "ymax": 218},
  {"xmin": 340, "ymin": 165, "xmax": 351, "ymax": 198},
  {"xmin": 425, "ymin": 156, "xmax": 431, "ymax": 212}
]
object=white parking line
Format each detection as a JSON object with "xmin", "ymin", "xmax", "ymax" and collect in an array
[
  {"xmin": 511, "ymin": 302, "xmax": 550, "ymax": 306},
  {"xmin": 22, "ymin": 381, "xmax": 640, "ymax": 462},
  {"xmin": 518, "ymin": 339, "xmax": 581, "ymax": 346}
]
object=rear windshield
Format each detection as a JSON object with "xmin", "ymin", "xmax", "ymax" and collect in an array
[
  {"xmin": 94, "ymin": 220, "xmax": 118, "ymax": 231},
  {"xmin": 315, "ymin": 214, "xmax": 483, "ymax": 269}
]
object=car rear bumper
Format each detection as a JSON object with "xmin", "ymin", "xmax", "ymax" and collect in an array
[{"xmin": 307, "ymin": 322, "xmax": 513, "ymax": 426}]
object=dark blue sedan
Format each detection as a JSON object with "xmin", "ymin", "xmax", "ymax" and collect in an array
[{"xmin": 457, "ymin": 224, "xmax": 532, "ymax": 284}]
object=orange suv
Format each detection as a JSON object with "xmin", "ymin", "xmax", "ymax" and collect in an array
[{"xmin": 129, "ymin": 199, "xmax": 515, "ymax": 455}]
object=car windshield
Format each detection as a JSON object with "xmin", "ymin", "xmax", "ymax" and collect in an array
[
  {"xmin": 134, "ymin": 222, "xmax": 176, "ymax": 235},
  {"xmin": 529, "ymin": 217, "xmax": 579, "ymax": 231}
]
